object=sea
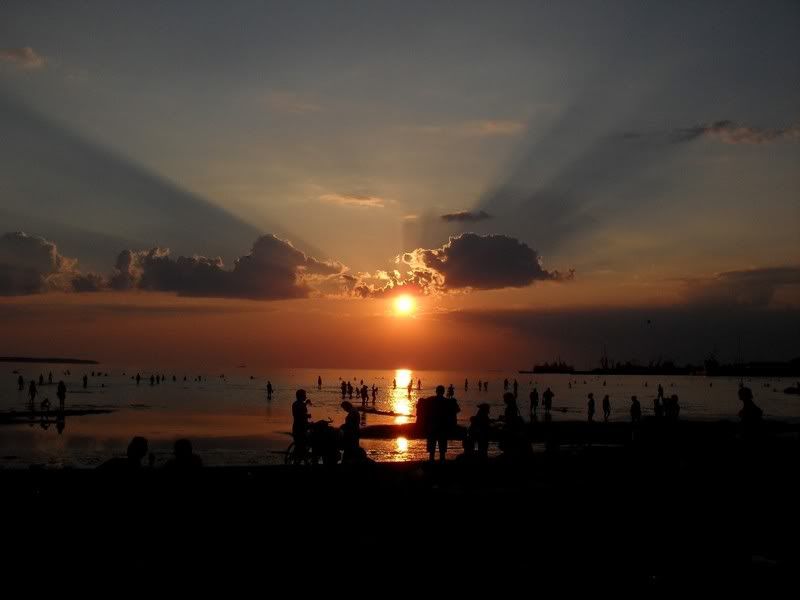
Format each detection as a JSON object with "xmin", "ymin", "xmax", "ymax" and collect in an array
[{"xmin": 1, "ymin": 363, "xmax": 798, "ymax": 468}]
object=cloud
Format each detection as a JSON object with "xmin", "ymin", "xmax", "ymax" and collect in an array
[
  {"xmin": 265, "ymin": 91, "xmax": 322, "ymax": 115},
  {"xmin": 0, "ymin": 231, "xmax": 87, "ymax": 294},
  {"xmin": 418, "ymin": 120, "xmax": 526, "ymax": 138},
  {"xmin": 110, "ymin": 234, "xmax": 345, "ymax": 300},
  {"xmin": 319, "ymin": 193, "xmax": 386, "ymax": 208},
  {"xmin": 440, "ymin": 210, "xmax": 493, "ymax": 223},
  {"xmin": 349, "ymin": 233, "xmax": 571, "ymax": 297},
  {"xmin": 673, "ymin": 121, "xmax": 800, "ymax": 144},
  {"xmin": 0, "ymin": 47, "xmax": 46, "ymax": 69},
  {"xmin": 683, "ymin": 266, "xmax": 800, "ymax": 308}
]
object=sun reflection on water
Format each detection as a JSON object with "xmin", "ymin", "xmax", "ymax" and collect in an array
[
  {"xmin": 396, "ymin": 437, "xmax": 408, "ymax": 453},
  {"xmin": 391, "ymin": 369, "xmax": 414, "ymax": 424}
]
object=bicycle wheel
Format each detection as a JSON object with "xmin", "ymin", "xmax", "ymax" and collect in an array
[{"xmin": 284, "ymin": 442, "xmax": 295, "ymax": 465}]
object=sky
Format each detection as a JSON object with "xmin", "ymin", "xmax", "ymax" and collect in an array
[{"xmin": 1, "ymin": 1, "xmax": 798, "ymax": 369}]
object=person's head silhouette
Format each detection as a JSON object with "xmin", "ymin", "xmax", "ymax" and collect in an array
[
  {"xmin": 127, "ymin": 436, "xmax": 148, "ymax": 464},
  {"xmin": 296, "ymin": 389, "xmax": 307, "ymax": 403},
  {"xmin": 436, "ymin": 385, "xmax": 445, "ymax": 397}
]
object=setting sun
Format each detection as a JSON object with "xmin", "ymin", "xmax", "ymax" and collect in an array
[{"xmin": 393, "ymin": 294, "xmax": 415, "ymax": 316}]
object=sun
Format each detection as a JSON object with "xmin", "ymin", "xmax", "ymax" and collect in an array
[{"xmin": 393, "ymin": 294, "xmax": 415, "ymax": 316}]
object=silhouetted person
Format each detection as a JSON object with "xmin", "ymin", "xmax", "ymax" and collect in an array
[
  {"xmin": 318, "ymin": 375, "xmax": 322, "ymax": 389},
  {"xmin": 501, "ymin": 392, "xmax": 528, "ymax": 457},
  {"xmin": 478, "ymin": 379, "xmax": 482, "ymax": 391},
  {"xmin": 587, "ymin": 393, "xmax": 595, "ymax": 422},
  {"xmin": 292, "ymin": 389, "xmax": 311, "ymax": 462},
  {"xmin": 361, "ymin": 384, "xmax": 368, "ymax": 406},
  {"xmin": 267, "ymin": 380, "xmax": 273, "ymax": 400},
  {"xmin": 17, "ymin": 374, "xmax": 24, "ymax": 391},
  {"xmin": 602, "ymin": 394, "xmax": 611, "ymax": 421},
  {"xmin": 483, "ymin": 381, "xmax": 488, "ymax": 392},
  {"xmin": 57, "ymin": 380, "xmax": 67, "ymax": 411},
  {"xmin": 98, "ymin": 436, "xmax": 149, "ymax": 471},
  {"xmin": 56, "ymin": 411, "xmax": 65, "ymax": 435},
  {"xmin": 504, "ymin": 378, "xmax": 509, "ymax": 391},
  {"xmin": 136, "ymin": 373, "xmax": 141, "ymax": 385},
  {"xmin": 446, "ymin": 384, "xmax": 455, "ymax": 398},
  {"xmin": 164, "ymin": 439, "xmax": 203, "ymax": 470},
  {"xmin": 83, "ymin": 374, "xmax": 88, "ymax": 389},
  {"xmin": 464, "ymin": 378, "xmax": 468, "ymax": 392},
  {"xmin": 417, "ymin": 378, "xmax": 421, "ymax": 391},
  {"xmin": 38, "ymin": 374, "xmax": 44, "ymax": 386},
  {"xmin": 392, "ymin": 378, "xmax": 397, "ymax": 389},
  {"xmin": 425, "ymin": 385, "xmax": 460, "ymax": 462},
  {"xmin": 28, "ymin": 380, "xmax": 37, "ymax": 407},
  {"xmin": 543, "ymin": 387, "xmax": 554, "ymax": 413},
  {"xmin": 630, "ymin": 395, "xmax": 641, "ymax": 423},
  {"xmin": 468, "ymin": 403, "xmax": 491, "ymax": 459},
  {"xmin": 665, "ymin": 394, "xmax": 680, "ymax": 420},
  {"xmin": 530, "ymin": 387, "xmax": 539, "ymax": 418},
  {"xmin": 657, "ymin": 384, "xmax": 664, "ymax": 400},
  {"xmin": 512, "ymin": 379, "xmax": 518, "ymax": 398},
  {"xmin": 347, "ymin": 381, "xmax": 353, "ymax": 399},
  {"xmin": 653, "ymin": 396, "xmax": 664, "ymax": 418},
  {"xmin": 738, "ymin": 387, "xmax": 762, "ymax": 433},
  {"xmin": 341, "ymin": 380, "xmax": 347, "ymax": 397},
  {"xmin": 407, "ymin": 380, "xmax": 413, "ymax": 396},
  {"xmin": 371, "ymin": 385, "xmax": 377, "ymax": 403},
  {"xmin": 340, "ymin": 401, "xmax": 361, "ymax": 463},
  {"xmin": 48, "ymin": 371, "xmax": 53, "ymax": 385}
]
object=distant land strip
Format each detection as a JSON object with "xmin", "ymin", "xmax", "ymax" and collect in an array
[{"xmin": 0, "ymin": 356, "xmax": 99, "ymax": 365}]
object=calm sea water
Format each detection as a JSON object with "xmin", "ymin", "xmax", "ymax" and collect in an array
[{"xmin": 1, "ymin": 363, "xmax": 798, "ymax": 468}]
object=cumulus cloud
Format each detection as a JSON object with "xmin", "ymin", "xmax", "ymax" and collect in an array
[
  {"xmin": 0, "ymin": 231, "xmax": 87, "ymax": 294},
  {"xmin": 670, "ymin": 120, "xmax": 800, "ymax": 144},
  {"xmin": 319, "ymin": 193, "xmax": 387, "ymax": 208},
  {"xmin": 0, "ymin": 46, "xmax": 46, "ymax": 69},
  {"xmin": 683, "ymin": 266, "xmax": 800, "ymax": 308},
  {"xmin": 440, "ymin": 210, "xmax": 493, "ymax": 223},
  {"xmin": 418, "ymin": 120, "xmax": 526, "ymax": 137},
  {"xmin": 349, "ymin": 233, "xmax": 571, "ymax": 297},
  {"xmin": 110, "ymin": 234, "xmax": 345, "ymax": 299}
]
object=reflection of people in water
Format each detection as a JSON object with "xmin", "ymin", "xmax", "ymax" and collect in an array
[
  {"xmin": 56, "ymin": 411, "xmax": 65, "ymax": 435},
  {"xmin": 17, "ymin": 375, "xmax": 24, "ymax": 391}
]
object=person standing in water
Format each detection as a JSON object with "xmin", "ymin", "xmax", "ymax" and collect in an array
[
  {"xmin": 464, "ymin": 378, "xmax": 469, "ymax": 392},
  {"xmin": 291, "ymin": 389, "xmax": 312, "ymax": 462},
  {"xmin": 393, "ymin": 378, "xmax": 397, "ymax": 389},
  {"xmin": 57, "ymin": 380, "xmax": 67, "ymax": 411},
  {"xmin": 317, "ymin": 375, "xmax": 322, "ymax": 389},
  {"xmin": 543, "ymin": 387, "xmax": 554, "ymax": 414},
  {"xmin": 417, "ymin": 378, "xmax": 421, "ymax": 391},
  {"xmin": 341, "ymin": 380, "xmax": 347, "ymax": 398},
  {"xmin": 28, "ymin": 380, "xmax": 37, "ymax": 408},
  {"xmin": 17, "ymin": 375, "xmax": 24, "ymax": 391},
  {"xmin": 630, "ymin": 396, "xmax": 641, "ymax": 423},
  {"xmin": 513, "ymin": 379, "xmax": 518, "ymax": 398},
  {"xmin": 83, "ymin": 374, "xmax": 88, "ymax": 389},
  {"xmin": 602, "ymin": 395, "xmax": 611, "ymax": 421},
  {"xmin": 266, "ymin": 381, "xmax": 273, "ymax": 400},
  {"xmin": 530, "ymin": 387, "xmax": 539, "ymax": 419},
  {"xmin": 587, "ymin": 393, "xmax": 595, "ymax": 422}
]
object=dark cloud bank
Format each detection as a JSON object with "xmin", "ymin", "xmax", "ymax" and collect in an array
[{"xmin": 1, "ymin": 231, "xmax": 569, "ymax": 300}]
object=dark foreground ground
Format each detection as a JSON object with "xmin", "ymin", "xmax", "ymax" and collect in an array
[{"xmin": 1, "ymin": 423, "xmax": 798, "ymax": 590}]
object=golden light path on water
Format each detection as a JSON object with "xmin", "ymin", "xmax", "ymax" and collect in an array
[{"xmin": 390, "ymin": 368, "xmax": 415, "ymax": 455}]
